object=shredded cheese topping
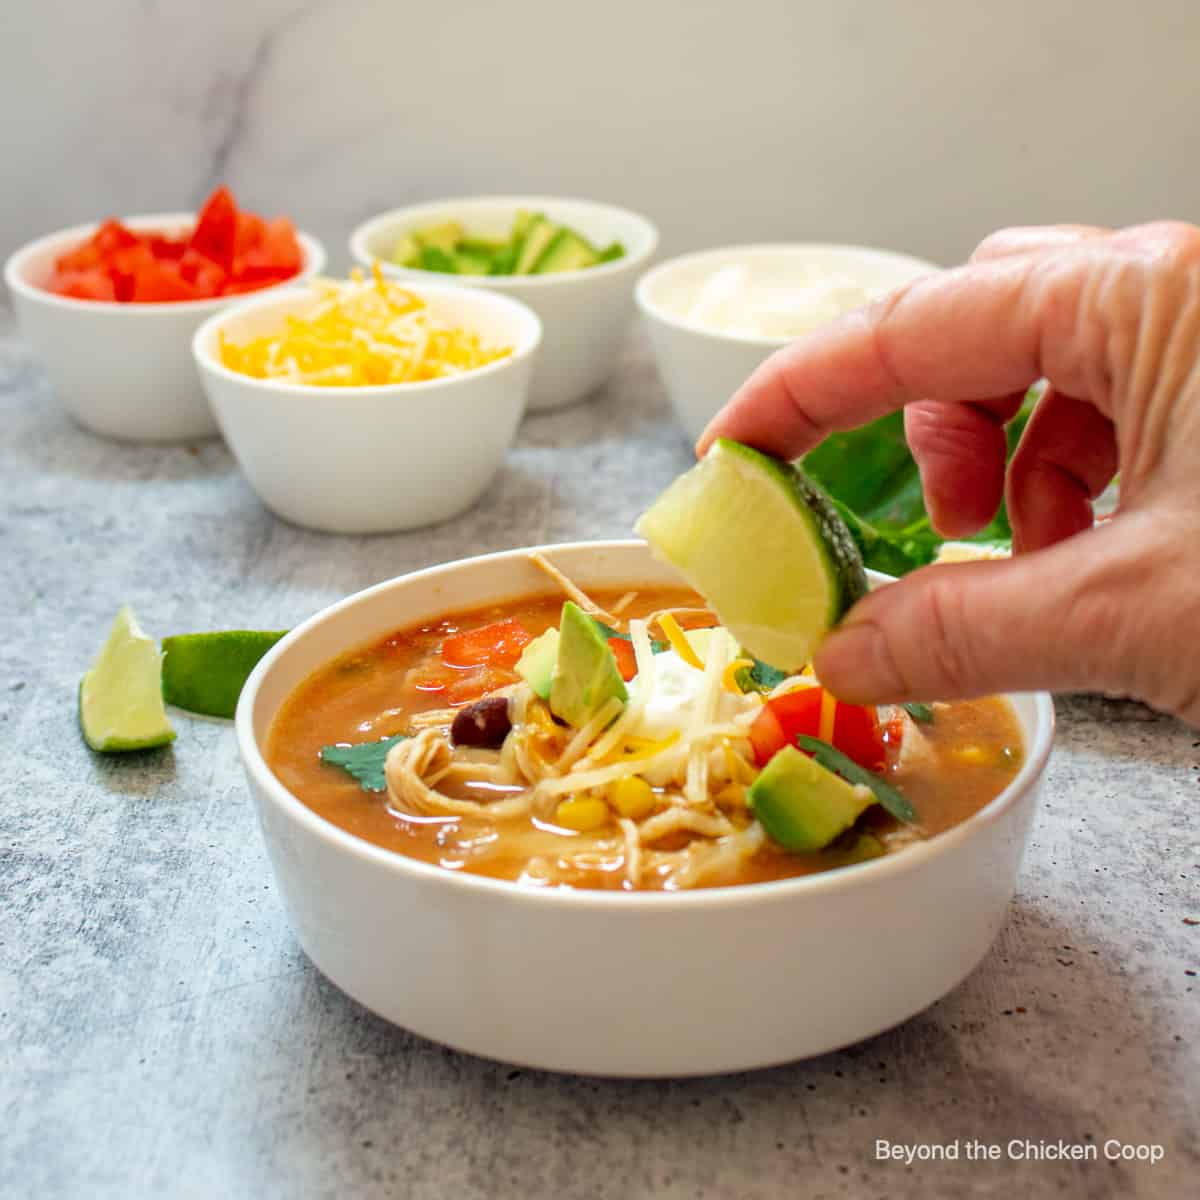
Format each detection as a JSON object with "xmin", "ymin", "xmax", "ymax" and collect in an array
[
  {"xmin": 657, "ymin": 613, "xmax": 703, "ymax": 670},
  {"xmin": 218, "ymin": 264, "xmax": 513, "ymax": 386}
]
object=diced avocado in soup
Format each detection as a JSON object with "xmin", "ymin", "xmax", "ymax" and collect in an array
[{"xmin": 265, "ymin": 582, "xmax": 1024, "ymax": 893}]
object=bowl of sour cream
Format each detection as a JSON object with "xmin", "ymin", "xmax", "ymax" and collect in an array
[{"xmin": 636, "ymin": 243, "xmax": 938, "ymax": 442}]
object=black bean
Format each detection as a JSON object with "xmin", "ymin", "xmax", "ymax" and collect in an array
[{"xmin": 450, "ymin": 696, "xmax": 512, "ymax": 748}]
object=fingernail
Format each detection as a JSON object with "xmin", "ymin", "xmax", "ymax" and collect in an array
[{"xmin": 814, "ymin": 620, "xmax": 903, "ymax": 702}]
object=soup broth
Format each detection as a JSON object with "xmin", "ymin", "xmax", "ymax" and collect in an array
[{"xmin": 267, "ymin": 584, "xmax": 1024, "ymax": 892}]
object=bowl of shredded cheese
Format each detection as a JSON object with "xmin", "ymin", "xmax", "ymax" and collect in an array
[{"xmin": 192, "ymin": 269, "xmax": 541, "ymax": 533}]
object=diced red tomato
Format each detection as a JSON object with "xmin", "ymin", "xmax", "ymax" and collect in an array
[
  {"xmin": 440, "ymin": 618, "xmax": 532, "ymax": 669},
  {"xmin": 831, "ymin": 702, "xmax": 886, "ymax": 771},
  {"xmin": 44, "ymin": 187, "xmax": 303, "ymax": 304},
  {"xmin": 137, "ymin": 260, "xmax": 204, "ymax": 303},
  {"xmin": 233, "ymin": 210, "xmax": 266, "ymax": 259},
  {"xmin": 608, "ymin": 637, "xmax": 637, "ymax": 681},
  {"xmin": 178, "ymin": 247, "xmax": 227, "ymax": 295},
  {"xmin": 189, "ymin": 185, "xmax": 238, "ymax": 271},
  {"xmin": 52, "ymin": 270, "xmax": 117, "ymax": 301},
  {"xmin": 749, "ymin": 686, "xmax": 885, "ymax": 771}
]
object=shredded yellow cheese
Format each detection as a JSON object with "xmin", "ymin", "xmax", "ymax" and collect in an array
[
  {"xmin": 657, "ymin": 613, "xmax": 704, "ymax": 670},
  {"xmin": 818, "ymin": 688, "xmax": 838, "ymax": 744},
  {"xmin": 722, "ymin": 657, "xmax": 754, "ymax": 693},
  {"xmin": 218, "ymin": 264, "xmax": 512, "ymax": 386}
]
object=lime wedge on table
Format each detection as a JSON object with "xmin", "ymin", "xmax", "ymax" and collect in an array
[
  {"xmin": 162, "ymin": 631, "xmax": 287, "ymax": 718},
  {"xmin": 634, "ymin": 439, "xmax": 868, "ymax": 672},
  {"xmin": 79, "ymin": 606, "xmax": 176, "ymax": 752}
]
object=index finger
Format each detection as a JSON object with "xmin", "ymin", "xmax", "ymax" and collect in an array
[{"xmin": 696, "ymin": 250, "xmax": 1092, "ymax": 459}]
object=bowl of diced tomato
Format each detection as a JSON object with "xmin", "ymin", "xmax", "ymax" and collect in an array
[{"xmin": 4, "ymin": 187, "xmax": 325, "ymax": 443}]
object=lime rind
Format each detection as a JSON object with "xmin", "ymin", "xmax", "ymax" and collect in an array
[
  {"xmin": 79, "ymin": 606, "xmax": 176, "ymax": 753},
  {"xmin": 634, "ymin": 439, "xmax": 868, "ymax": 671},
  {"xmin": 161, "ymin": 630, "xmax": 288, "ymax": 719}
]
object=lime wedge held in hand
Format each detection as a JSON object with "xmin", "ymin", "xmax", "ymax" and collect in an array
[
  {"xmin": 162, "ymin": 630, "xmax": 288, "ymax": 719},
  {"xmin": 79, "ymin": 606, "xmax": 176, "ymax": 752},
  {"xmin": 635, "ymin": 438, "xmax": 868, "ymax": 672}
]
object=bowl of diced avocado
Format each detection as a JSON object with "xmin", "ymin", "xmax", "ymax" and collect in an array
[{"xmin": 350, "ymin": 196, "xmax": 658, "ymax": 412}]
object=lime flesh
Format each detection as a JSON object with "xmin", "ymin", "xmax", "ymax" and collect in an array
[
  {"xmin": 162, "ymin": 630, "xmax": 287, "ymax": 719},
  {"xmin": 79, "ymin": 606, "xmax": 176, "ymax": 752},
  {"xmin": 634, "ymin": 439, "xmax": 867, "ymax": 672}
]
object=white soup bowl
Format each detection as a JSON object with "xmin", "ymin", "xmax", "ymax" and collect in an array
[{"xmin": 236, "ymin": 539, "xmax": 1053, "ymax": 1076}]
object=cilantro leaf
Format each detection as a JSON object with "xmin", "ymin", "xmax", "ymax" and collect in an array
[
  {"xmin": 319, "ymin": 734, "xmax": 408, "ymax": 792},
  {"xmin": 796, "ymin": 734, "xmax": 917, "ymax": 824},
  {"xmin": 901, "ymin": 702, "xmax": 935, "ymax": 724},
  {"xmin": 589, "ymin": 617, "xmax": 667, "ymax": 654},
  {"xmin": 733, "ymin": 656, "xmax": 789, "ymax": 694}
]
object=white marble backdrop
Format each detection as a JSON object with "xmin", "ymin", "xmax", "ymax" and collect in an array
[{"xmin": 3, "ymin": 0, "xmax": 1198, "ymax": 268}]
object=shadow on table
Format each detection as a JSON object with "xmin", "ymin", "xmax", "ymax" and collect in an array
[
  {"xmin": 238, "ymin": 895, "xmax": 1190, "ymax": 1199},
  {"xmin": 88, "ymin": 745, "xmax": 177, "ymax": 795}
]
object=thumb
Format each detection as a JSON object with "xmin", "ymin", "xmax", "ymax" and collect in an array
[{"xmin": 813, "ymin": 518, "xmax": 1186, "ymax": 712}]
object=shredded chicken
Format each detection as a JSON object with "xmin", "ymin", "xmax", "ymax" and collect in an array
[
  {"xmin": 637, "ymin": 806, "xmax": 736, "ymax": 843},
  {"xmin": 385, "ymin": 729, "xmax": 531, "ymax": 819}
]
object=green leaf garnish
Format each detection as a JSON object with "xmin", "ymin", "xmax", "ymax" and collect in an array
[
  {"xmin": 589, "ymin": 617, "xmax": 667, "ymax": 654},
  {"xmin": 796, "ymin": 735, "xmax": 917, "ymax": 824},
  {"xmin": 733, "ymin": 656, "xmax": 789, "ymax": 694},
  {"xmin": 801, "ymin": 389, "xmax": 1039, "ymax": 575},
  {"xmin": 901, "ymin": 701, "xmax": 935, "ymax": 724},
  {"xmin": 319, "ymin": 734, "xmax": 409, "ymax": 792}
]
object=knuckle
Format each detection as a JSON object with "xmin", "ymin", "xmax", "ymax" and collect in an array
[
  {"xmin": 911, "ymin": 573, "xmax": 980, "ymax": 696},
  {"xmin": 1125, "ymin": 220, "xmax": 1200, "ymax": 267}
]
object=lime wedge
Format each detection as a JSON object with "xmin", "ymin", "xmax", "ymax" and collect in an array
[
  {"xmin": 79, "ymin": 606, "xmax": 176, "ymax": 752},
  {"xmin": 162, "ymin": 630, "xmax": 287, "ymax": 718},
  {"xmin": 634, "ymin": 438, "xmax": 867, "ymax": 672}
]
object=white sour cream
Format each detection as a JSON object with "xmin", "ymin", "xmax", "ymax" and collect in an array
[{"xmin": 683, "ymin": 263, "xmax": 885, "ymax": 340}]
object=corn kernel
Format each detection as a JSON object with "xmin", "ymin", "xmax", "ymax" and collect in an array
[
  {"xmin": 952, "ymin": 745, "xmax": 992, "ymax": 767},
  {"xmin": 608, "ymin": 776, "xmax": 656, "ymax": 820},
  {"xmin": 554, "ymin": 796, "xmax": 612, "ymax": 832}
]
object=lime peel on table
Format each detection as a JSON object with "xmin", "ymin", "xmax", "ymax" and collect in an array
[
  {"xmin": 79, "ymin": 606, "xmax": 176, "ymax": 753},
  {"xmin": 634, "ymin": 438, "xmax": 868, "ymax": 673},
  {"xmin": 161, "ymin": 631, "xmax": 288, "ymax": 719}
]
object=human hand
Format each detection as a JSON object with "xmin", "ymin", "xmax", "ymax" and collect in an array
[{"xmin": 699, "ymin": 222, "xmax": 1200, "ymax": 725}]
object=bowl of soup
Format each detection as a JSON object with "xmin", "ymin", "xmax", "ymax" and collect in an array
[{"xmin": 236, "ymin": 540, "xmax": 1053, "ymax": 1076}]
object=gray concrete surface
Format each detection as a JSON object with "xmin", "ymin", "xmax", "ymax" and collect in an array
[{"xmin": 2, "ymin": 311, "xmax": 1196, "ymax": 1199}]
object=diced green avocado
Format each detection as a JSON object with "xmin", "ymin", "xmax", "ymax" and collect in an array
[
  {"xmin": 595, "ymin": 241, "xmax": 625, "ymax": 264},
  {"xmin": 453, "ymin": 245, "xmax": 494, "ymax": 275},
  {"xmin": 417, "ymin": 244, "xmax": 458, "ymax": 273},
  {"xmin": 748, "ymin": 745, "xmax": 875, "ymax": 853},
  {"xmin": 489, "ymin": 243, "xmax": 520, "ymax": 274},
  {"xmin": 392, "ymin": 233, "xmax": 421, "ymax": 268},
  {"xmin": 516, "ymin": 627, "xmax": 559, "ymax": 700},
  {"xmin": 828, "ymin": 830, "xmax": 885, "ymax": 868},
  {"xmin": 416, "ymin": 221, "xmax": 464, "ymax": 254},
  {"xmin": 534, "ymin": 228, "xmax": 599, "ymax": 274},
  {"xmin": 511, "ymin": 210, "xmax": 540, "ymax": 242},
  {"xmin": 549, "ymin": 602, "xmax": 628, "ymax": 727},
  {"xmin": 514, "ymin": 217, "xmax": 559, "ymax": 275}
]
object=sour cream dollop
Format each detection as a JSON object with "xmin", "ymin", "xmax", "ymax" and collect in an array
[{"xmin": 683, "ymin": 263, "xmax": 886, "ymax": 340}]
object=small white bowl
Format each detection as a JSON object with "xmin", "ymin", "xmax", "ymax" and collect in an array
[
  {"xmin": 4, "ymin": 213, "xmax": 326, "ymax": 443},
  {"xmin": 637, "ymin": 243, "xmax": 938, "ymax": 443},
  {"xmin": 192, "ymin": 281, "xmax": 541, "ymax": 534},
  {"xmin": 349, "ymin": 196, "xmax": 658, "ymax": 412},
  {"xmin": 236, "ymin": 539, "xmax": 1053, "ymax": 1076}
]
